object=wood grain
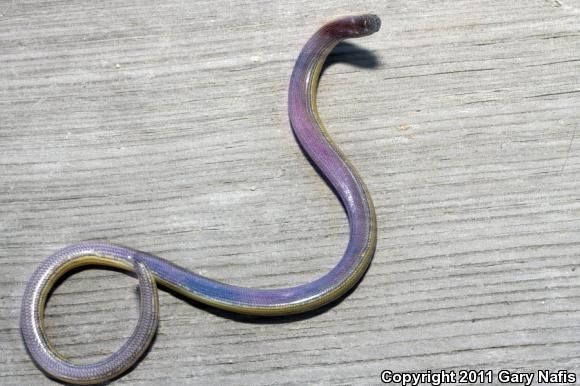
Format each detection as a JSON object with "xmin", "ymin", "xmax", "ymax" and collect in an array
[{"xmin": 1, "ymin": 0, "xmax": 580, "ymax": 384}]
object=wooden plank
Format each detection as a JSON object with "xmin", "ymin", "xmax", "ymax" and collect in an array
[{"xmin": 1, "ymin": 0, "xmax": 579, "ymax": 384}]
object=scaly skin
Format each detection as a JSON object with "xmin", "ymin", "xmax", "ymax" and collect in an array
[{"xmin": 20, "ymin": 14, "xmax": 380, "ymax": 384}]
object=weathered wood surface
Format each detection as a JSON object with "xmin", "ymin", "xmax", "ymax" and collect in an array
[{"xmin": 1, "ymin": 0, "xmax": 580, "ymax": 384}]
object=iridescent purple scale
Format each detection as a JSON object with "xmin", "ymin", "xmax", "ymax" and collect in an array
[{"xmin": 20, "ymin": 14, "xmax": 380, "ymax": 384}]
